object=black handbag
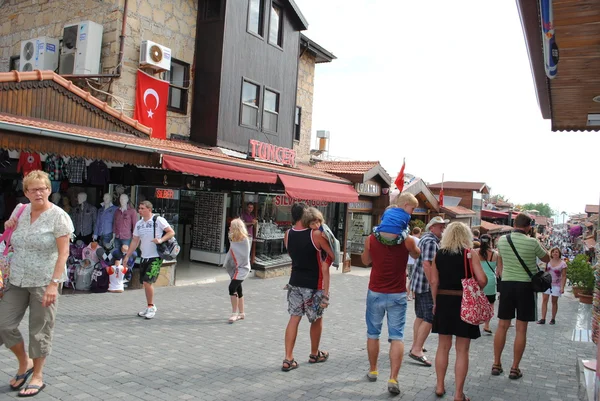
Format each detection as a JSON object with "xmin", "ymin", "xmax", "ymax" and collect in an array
[{"xmin": 506, "ymin": 235, "xmax": 552, "ymax": 293}]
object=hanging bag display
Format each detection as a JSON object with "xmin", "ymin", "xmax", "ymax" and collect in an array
[
  {"xmin": 506, "ymin": 234, "xmax": 552, "ymax": 292},
  {"xmin": 460, "ymin": 249, "xmax": 494, "ymax": 325},
  {"xmin": 0, "ymin": 204, "xmax": 28, "ymax": 298}
]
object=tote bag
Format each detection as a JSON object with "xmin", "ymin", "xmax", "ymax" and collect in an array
[
  {"xmin": 0, "ymin": 204, "xmax": 28, "ymax": 298},
  {"xmin": 460, "ymin": 249, "xmax": 494, "ymax": 325}
]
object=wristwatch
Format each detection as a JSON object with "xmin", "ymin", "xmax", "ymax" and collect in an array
[{"xmin": 50, "ymin": 278, "xmax": 61, "ymax": 284}]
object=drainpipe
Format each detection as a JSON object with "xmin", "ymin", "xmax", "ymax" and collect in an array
[{"xmin": 61, "ymin": 0, "xmax": 128, "ymax": 79}]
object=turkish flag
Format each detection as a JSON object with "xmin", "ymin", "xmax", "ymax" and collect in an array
[
  {"xmin": 134, "ymin": 70, "xmax": 169, "ymax": 140},
  {"xmin": 439, "ymin": 188, "xmax": 444, "ymax": 207},
  {"xmin": 394, "ymin": 159, "xmax": 405, "ymax": 193}
]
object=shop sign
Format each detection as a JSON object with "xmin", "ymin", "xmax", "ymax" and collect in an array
[
  {"xmin": 248, "ymin": 139, "xmax": 296, "ymax": 167},
  {"xmin": 348, "ymin": 201, "xmax": 373, "ymax": 211},
  {"xmin": 355, "ymin": 180, "xmax": 381, "ymax": 197},
  {"xmin": 414, "ymin": 207, "xmax": 427, "ymax": 214},
  {"xmin": 274, "ymin": 195, "xmax": 328, "ymax": 207},
  {"xmin": 155, "ymin": 188, "xmax": 180, "ymax": 200}
]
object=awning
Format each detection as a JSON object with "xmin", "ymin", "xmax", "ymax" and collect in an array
[
  {"xmin": 278, "ymin": 174, "xmax": 358, "ymax": 203},
  {"xmin": 162, "ymin": 154, "xmax": 278, "ymax": 184}
]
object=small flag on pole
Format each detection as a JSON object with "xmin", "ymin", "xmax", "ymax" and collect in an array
[
  {"xmin": 439, "ymin": 174, "xmax": 445, "ymax": 207},
  {"xmin": 395, "ymin": 159, "xmax": 405, "ymax": 193}
]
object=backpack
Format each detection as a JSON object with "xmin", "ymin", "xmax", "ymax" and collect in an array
[
  {"xmin": 153, "ymin": 215, "xmax": 180, "ymax": 261},
  {"xmin": 90, "ymin": 262, "xmax": 109, "ymax": 293}
]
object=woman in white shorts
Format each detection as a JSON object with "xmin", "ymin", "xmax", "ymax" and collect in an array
[{"xmin": 537, "ymin": 247, "xmax": 567, "ymax": 325}]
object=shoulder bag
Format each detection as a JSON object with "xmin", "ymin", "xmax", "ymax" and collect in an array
[
  {"xmin": 460, "ymin": 249, "xmax": 494, "ymax": 325},
  {"xmin": 506, "ymin": 234, "xmax": 551, "ymax": 292},
  {"xmin": 0, "ymin": 204, "xmax": 28, "ymax": 297},
  {"xmin": 153, "ymin": 215, "xmax": 180, "ymax": 261}
]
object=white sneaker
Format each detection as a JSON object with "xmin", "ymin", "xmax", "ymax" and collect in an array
[
  {"xmin": 144, "ymin": 306, "xmax": 157, "ymax": 319},
  {"xmin": 138, "ymin": 305, "xmax": 157, "ymax": 318}
]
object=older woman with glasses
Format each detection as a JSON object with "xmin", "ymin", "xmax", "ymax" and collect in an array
[{"xmin": 0, "ymin": 170, "xmax": 73, "ymax": 397}]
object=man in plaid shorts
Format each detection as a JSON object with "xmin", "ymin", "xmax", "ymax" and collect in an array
[{"xmin": 408, "ymin": 216, "xmax": 447, "ymax": 366}]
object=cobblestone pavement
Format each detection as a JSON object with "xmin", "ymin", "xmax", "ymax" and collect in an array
[{"xmin": 0, "ymin": 273, "xmax": 593, "ymax": 400}]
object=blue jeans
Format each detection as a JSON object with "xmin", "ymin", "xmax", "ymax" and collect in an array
[
  {"xmin": 365, "ymin": 290, "xmax": 408, "ymax": 342},
  {"xmin": 99, "ymin": 234, "xmax": 113, "ymax": 249},
  {"xmin": 113, "ymin": 238, "xmax": 131, "ymax": 253}
]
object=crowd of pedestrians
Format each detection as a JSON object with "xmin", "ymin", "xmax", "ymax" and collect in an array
[{"xmin": 0, "ymin": 171, "xmax": 567, "ymax": 400}]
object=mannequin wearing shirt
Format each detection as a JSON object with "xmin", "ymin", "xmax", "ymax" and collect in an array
[
  {"xmin": 94, "ymin": 193, "xmax": 117, "ymax": 249},
  {"xmin": 61, "ymin": 196, "xmax": 72, "ymax": 214},
  {"xmin": 113, "ymin": 194, "xmax": 136, "ymax": 252},
  {"xmin": 70, "ymin": 192, "xmax": 97, "ymax": 244},
  {"xmin": 107, "ymin": 252, "xmax": 128, "ymax": 293}
]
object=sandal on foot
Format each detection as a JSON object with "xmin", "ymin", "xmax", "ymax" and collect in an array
[
  {"xmin": 549, "ymin": 319, "xmax": 555, "ymax": 325},
  {"xmin": 454, "ymin": 394, "xmax": 470, "ymax": 401},
  {"xmin": 408, "ymin": 352, "xmax": 432, "ymax": 367},
  {"xmin": 238, "ymin": 313, "xmax": 245, "ymax": 320},
  {"xmin": 308, "ymin": 350, "xmax": 329, "ymax": 363},
  {"xmin": 491, "ymin": 364, "xmax": 503, "ymax": 376},
  {"xmin": 10, "ymin": 368, "xmax": 34, "ymax": 391},
  {"xmin": 537, "ymin": 319, "xmax": 545, "ymax": 324},
  {"xmin": 483, "ymin": 328, "xmax": 492, "ymax": 334},
  {"xmin": 435, "ymin": 389, "xmax": 446, "ymax": 397},
  {"xmin": 228, "ymin": 313, "xmax": 239, "ymax": 323},
  {"xmin": 18, "ymin": 383, "xmax": 46, "ymax": 398},
  {"xmin": 509, "ymin": 367, "xmax": 523, "ymax": 380},
  {"xmin": 281, "ymin": 359, "xmax": 298, "ymax": 372}
]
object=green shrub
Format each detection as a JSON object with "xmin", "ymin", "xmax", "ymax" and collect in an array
[{"xmin": 567, "ymin": 255, "xmax": 595, "ymax": 294}]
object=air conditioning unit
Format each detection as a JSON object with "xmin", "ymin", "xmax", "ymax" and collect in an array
[
  {"xmin": 139, "ymin": 40, "xmax": 171, "ymax": 72},
  {"xmin": 59, "ymin": 20, "xmax": 103, "ymax": 75},
  {"xmin": 19, "ymin": 37, "xmax": 60, "ymax": 72}
]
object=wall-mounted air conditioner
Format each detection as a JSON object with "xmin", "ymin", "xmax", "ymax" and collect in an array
[
  {"xmin": 139, "ymin": 40, "xmax": 171, "ymax": 72},
  {"xmin": 19, "ymin": 37, "xmax": 60, "ymax": 72},
  {"xmin": 59, "ymin": 20, "xmax": 103, "ymax": 75}
]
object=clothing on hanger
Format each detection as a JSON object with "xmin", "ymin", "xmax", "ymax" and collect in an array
[
  {"xmin": 66, "ymin": 157, "xmax": 87, "ymax": 184},
  {"xmin": 17, "ymin": 152, "xmax": 42, "ymax": 176}
]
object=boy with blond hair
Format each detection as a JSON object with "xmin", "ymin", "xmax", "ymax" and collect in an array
[{"xmin": 302, "ymin": 207, "xmax": 340, "ymax": 269}]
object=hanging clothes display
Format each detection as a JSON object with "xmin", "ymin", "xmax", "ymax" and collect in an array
[
  {"xmin": 66, "ymin": 157, "xmax": 87, "ymax": 184},
  {"xmin": 88, "ymin": 160, "xmax": 111, "ymax": 186},
  {"xmin": 17, "ymin": 152, "xmax": 42, "ymax": 176},
  {"xmin": 44, "ymin": 155, "xmax": 67, "ymax": 193}
]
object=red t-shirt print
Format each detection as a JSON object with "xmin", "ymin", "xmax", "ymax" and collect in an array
[{"xmin": 17, "ymin": 152, "xmax": 42, "ymax": 176}]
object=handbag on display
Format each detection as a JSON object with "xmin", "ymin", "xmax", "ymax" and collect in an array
[
  {"xmin": 0, "ymin": 204, "xmax": 28, "ymax": 298},
  {"xmin": 506, "ymin": 235, "xmax": 552, "ymax": 293},
  {"xmin": 460, "ymin": 249, "xmax": 494, "ymax": 325}
]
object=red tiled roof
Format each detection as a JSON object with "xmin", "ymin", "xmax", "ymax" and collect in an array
[
  {"xmin": 442, "ymin": 206, "xmax": 476, "ymax": 216},
  {"xmin": 585, "ymin": 205, "xmax": 599, "ymax": 214},
  {"xmin": 0, "ymin": 113, "xmax": 349, "ymax": 183},
  {"xmin": 533, "ymin": 215, "xmax": 548, "ymax": 226},
  {"xmin": 314, "ymin": 161, "xmax": 380, "ymax": 174},
  {"xmin": 0, "ymin": 70, "xmax": 151, "ymax": 136},
  {"xmin": 429, "ymin": 181, "xmax": 489, "ymax": 192},
  {"xmin": 584, "ymin": 238, "xmax": 597, "ymax": 249},
  {"xmin": 480, "ymin": 221, "xmax": 501, "ymax": 230}
]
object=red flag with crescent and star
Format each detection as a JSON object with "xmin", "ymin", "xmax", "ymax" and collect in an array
[{"xmin": 133, "ymin": 70, "xmax": 169, "ymax": 140}]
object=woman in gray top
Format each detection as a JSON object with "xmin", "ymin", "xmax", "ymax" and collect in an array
[
  {"xmin": 1, "ymin": 170, "xmax": 73, "ymax": 397},
  {"xmin": 224, "ymin": 218, "xmax": 251, "ymax": 323}
]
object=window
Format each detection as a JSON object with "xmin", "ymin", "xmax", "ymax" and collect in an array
[
  {"xmin": 263, "ymin": 88, "xmax": 279, "ymax": 132},
  {"xmin": 165, "ymin": 59, "xmax": 189, "ymax": 114},
  {"xmin": 268, "ymin": 3, "xmax": 283, "ymax": 47},
  {"xmin": 241, "ymin": 80, "xmax": 260, "ymax": 128},
  {"xmin": 9, "ymin": 55, "xmax": 20, "ymax": 72},
  {"xmin": 200, "ymin": 0, "xmax": 222, "ymax": 21},
  {"xmin": 294, "ymin": 106, "xmax": 301, "ymax": 141},
  {"xmin": 248, "ymin": 0, "xmax": 265, "ymax": 37}
]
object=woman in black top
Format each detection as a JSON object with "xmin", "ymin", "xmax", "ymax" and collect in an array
[{"xmin": 430, "ymin": 222, "xmax": 487, "ymax": 401}]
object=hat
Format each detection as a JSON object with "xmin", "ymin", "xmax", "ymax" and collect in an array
[{"xmin": 426, "ymin": 216, "xmax": 449, "ymax": 231}]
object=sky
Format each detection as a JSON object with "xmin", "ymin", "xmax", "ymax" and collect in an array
[{"xmin": 294, "ymin": 0, "xmax": 600, "ymax": 217}]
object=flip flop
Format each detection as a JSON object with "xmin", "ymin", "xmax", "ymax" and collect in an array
[
  {"xmin": 10, "ymin": 368, "xmax": 34, "ymax": 391},
  {"xmin": 18, "ymin": 383, "xmax": 46, "ymax": 397},
  {"xmin": 408, "ymin": 352, "xmax": 432, "ymax": 367}
]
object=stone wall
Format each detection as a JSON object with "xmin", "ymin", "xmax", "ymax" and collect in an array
[
  {"xmin": 0, "ymin": 0, "xmax": 196, "ymax": 138},
  {"xmin": 294, "ymin": 51, "xmax": 315, "ymax": 163}
]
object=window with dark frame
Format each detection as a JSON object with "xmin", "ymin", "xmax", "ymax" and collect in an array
[
  {"xmin": 263, "ymin": 88, "xmax": 279, "ymax": 133},
  {"xmin": 248, "ymin": 0, "xmax": 265, "ymax": 37},
  {"xmin": 165, "ymin": 58, "xmax": 189, "ymax": 114},
  {"xmin": 268, "ymin": 3, "xmax": 283, "ymax": 47},
  {"xmin": 241, "ymin": 80, "xmax": 260, "ymax": 128},
  {"xmin": 294, "ymin": 106, "xmax": 301, "ymax": 141},
  {"xmin": 9, "ymin": 55, "xmax": 20, "ymax": 72}
]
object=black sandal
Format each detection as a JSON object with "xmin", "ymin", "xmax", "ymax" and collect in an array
[
  {"xmin": 509, "ymin": 367, "xmax": 523, "ymax": 380},
  {"xmin": 308, "ymin": 350, "xmax": 329, "ymax": 363},
  {"xmin": 10, "ymin": 368, "xmax": 34, "ymax": 391},
  {"xmin": 491, "ymin": 364, "xmax": 503, "ymax": 376},
  {"xmin": 281, "ymin": 359, "xmax": 298, "ymax": 372}
]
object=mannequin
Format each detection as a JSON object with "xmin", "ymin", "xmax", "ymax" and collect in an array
[
  {"xmin": 94, "ymin": 193, "xmax": 117, "ymax": 249},
  {"xmin": 107, "ymin": 252, "xmax": 128, "ymax": 293},
  {"xmin": 61, "ymin": 196, "xmax": 72, "ymax": 214},
  {"xmin": 70, "ymin": 192, "xmax": 97, "ymax": 244},
  {"xmin": 82, "ymin": 241, "xmax": 101, "ymax": 264},
  {"xmin": 51, "ymin": 193, "xmax": 61, "ymax": 205},
  {"xmin": 113, "ymin": 193, "xmax": 137, "ymax": 252}
]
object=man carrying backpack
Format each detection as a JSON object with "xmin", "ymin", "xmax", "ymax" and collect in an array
[{"xmin": 124, "ymin": 201, "xmax": 175, "ymax": 320}]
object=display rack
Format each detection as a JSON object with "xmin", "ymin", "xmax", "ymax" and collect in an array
[{"xmin": 190, "ymin": 192, "xmax": 228, "ymax": 264}]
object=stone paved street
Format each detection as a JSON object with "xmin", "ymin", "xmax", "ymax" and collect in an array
[{"xmin": 0, "ymin": 272, "xmax": 593, "ymax": 400}]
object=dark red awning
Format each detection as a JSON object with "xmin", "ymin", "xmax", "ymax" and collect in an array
[
  {"xmin": 162, "ymin": 154, "xmax": 278, "ymax": 183},
  {"xmin": 278, "ymin": 174, "xmax": 359, "ymax": 203}
]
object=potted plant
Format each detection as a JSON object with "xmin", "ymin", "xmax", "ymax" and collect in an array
[
  {"xmin": 567, "ymin": 255, "xmax": 586, "ymax": 298},
  {"xmin": 568, "ymin": 255, "xmax": 595, "ymax": 304}
]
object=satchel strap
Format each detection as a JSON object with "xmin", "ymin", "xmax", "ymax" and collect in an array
[
  {"xmin": 463, "ymin": 248, "xmax": 473, "ymax": 278},
  {"xmin": 506, "ymin": 234, "xmax": 537, "ymax": 278}
]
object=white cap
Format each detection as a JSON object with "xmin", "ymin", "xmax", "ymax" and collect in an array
[{"xmin": 426, "ymin": 216, "xmax": 450, "ymax": 231}]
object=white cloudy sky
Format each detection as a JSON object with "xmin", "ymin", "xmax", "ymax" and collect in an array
[{"xmin": 295, "ymin": 0, "xmax": 599, "ymax": 216}]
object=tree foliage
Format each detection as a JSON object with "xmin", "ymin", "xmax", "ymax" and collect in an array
[{"xmin": 521, "ymin": 202, "xmax": 554, "ymax": 218}]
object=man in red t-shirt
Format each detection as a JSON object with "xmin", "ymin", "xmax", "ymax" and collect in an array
[{"xmin": 361, "ymin": 193, "xmax": 420, "ymax": 396}]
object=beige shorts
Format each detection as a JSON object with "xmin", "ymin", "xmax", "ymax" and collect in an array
[{"xmin": 0, "ymin": 284, "xmax": 59, "ymax": 358}]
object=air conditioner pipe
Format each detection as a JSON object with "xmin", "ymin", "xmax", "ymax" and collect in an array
[{"xmin": 61, "ymin": 0, "xmax": 128, "ymax": 80}]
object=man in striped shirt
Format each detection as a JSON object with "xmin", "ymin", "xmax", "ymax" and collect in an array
[{"xmin": 492, "ymin": 213, "xmax": 549, "ymax": 380}]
